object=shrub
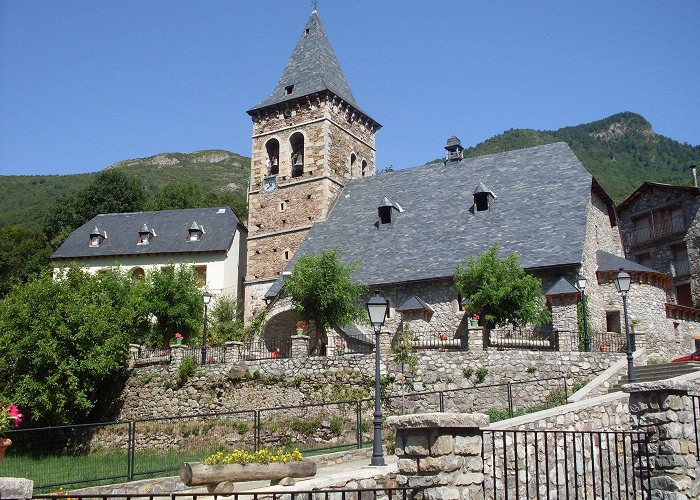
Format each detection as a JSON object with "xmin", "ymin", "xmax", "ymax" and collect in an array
[
  {"xmin": 462, "ymin": 367, "xmax": 474, "ymax": 378},
  {"xmin": 177, "ymin": 356, "xmax": 197, "ymax": 385},
  {"xmin": 290, "ymin": 416, "xmax": 321, "ymax": 436},
  {"xmin": 329, "ymin": 416, "xmax": 345, "ymax": 435},
  {"xmin": 475, "ymin": 367, "xmax": 488, "ymax": 384}
]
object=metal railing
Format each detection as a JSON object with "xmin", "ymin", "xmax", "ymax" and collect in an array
[
  {"xmin": 692, "ymin": 395, "xmax": 700, "ymax": 459},
  {"xmin": 34, "ymin": 489, "xmax": 416, "ymax": 499},
  {"xmin": 585, "ymin": 331, "xmax": 628, "ymax": 353},
  {"xmin": 179, "ymin": 344, "xmax": 227, "ymax": 364},
  {"xmin": 131, "ymin": 347, "xmax": 172, "ymax": 363},
  {"xmin": 484, "ymin": 429, "xmax": 651, "ymax": 499},
  {"xmin": 626, "ymin": 214, "xmax": 685, "ymax": 246},
  {"xmin": 4, "ymin": 377, "xmax": 568, "ymax": 492},
  {"xmin": 236, "ymin": 339, "xmax": 293, "ymax": 361}
]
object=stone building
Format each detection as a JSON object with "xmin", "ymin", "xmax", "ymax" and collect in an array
[
  {"xmin": 52, "ymin": 207, "xmax": 247, "ymax": 302},
  {"xmin": 617, "ymin": 180, "xmax": 700, "ymax": 308},
  {"xmin": 243, "ymin": 11, "xmax": 380, "ymax": 320},
  {"xmin": 240, "ymin": 10, "xmax": 694, "ymax": 360}
]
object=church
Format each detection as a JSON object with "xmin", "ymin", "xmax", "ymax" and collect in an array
[{"xmin": 242, "ymin": 10, "xmax": 696, "ymax": 361}]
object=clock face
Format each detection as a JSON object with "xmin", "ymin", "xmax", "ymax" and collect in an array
[{"xmin": 263, "ymin": 176, "xmax": 277, "ymax": 192}]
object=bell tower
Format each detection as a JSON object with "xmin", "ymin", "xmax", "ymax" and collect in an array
[{"xmin": 244, "ymin": 10, "xmax": 381, "ymax": 319}]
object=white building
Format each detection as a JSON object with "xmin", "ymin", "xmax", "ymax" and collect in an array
[{"xmin": 52, "ymin": 207, "xmax": 247, "ymax": 301}]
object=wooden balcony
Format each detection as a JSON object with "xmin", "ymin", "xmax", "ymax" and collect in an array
[{"xmin": 625, "ymin": 214, "xmax": 686, "ymax": 247}]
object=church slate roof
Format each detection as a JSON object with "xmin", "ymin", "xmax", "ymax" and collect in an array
[
  {"xmin": 248, "ymin": 11, "xmax": 370, "ymax": 119},
  {"xmin": 52, "ymin": 207, "xmax": 243, "ymax": 260},
  {"xmin": 266, "ymin": 142, "xmax": 594, "ymax": 298},
  {"xmin": 595, "ymin": 250, "xmax": 663, "ymax": 275},
  {"xmin": 545, "ymin": 277, "xmax": 580, "ymax": 296}
]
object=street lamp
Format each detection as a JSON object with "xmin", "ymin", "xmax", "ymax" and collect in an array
[
  {"xmin": 201, "ymin": 290, "xmax": 212, "ymax": 365},
  {"xmin": 613, "ymin": 269, "xmax": 635, "ymax": 383},
  {"xmin": 576, "ymin": 274, "xmax": 590, "ymax": 352},
  {"xmin": 366, "ymin": 290, "xmax": 389, "ymax": 467}
]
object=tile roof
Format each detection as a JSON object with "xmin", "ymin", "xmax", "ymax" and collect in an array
[
  {"xmin": 247, "ymin": 11, "xmax": 372, "ymax": 120},
  {"xmin": 545, "ymin": 277, "xmax": 580, "ymax": 296},
  {"xmin": 595, "ymin": 250, "xmax": 662, "ymax": 275},
  {"xmin": 267, "ymin": 142, "xmax": 593, "ymax": 298},
  {"xmin": 397, "ymin": 295, "xmax": 434, "ymax": 312},
  {"xmin": 52, "ymin": 207, "xmax": 243, "ymax": 260}
]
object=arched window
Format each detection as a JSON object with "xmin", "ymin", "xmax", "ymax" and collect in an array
[
  {"xmin": 350, "ymin": 153, "xmax": 357, "ymax": 177},
  {"xmin": 131, "ymin": 267, "xmax": 145, "ymax": 279},
  {"xmin": 361, "ymin": 159, "xmax": 368, "ymax": 177},
  {"xmin": 265, "ymin": 139, "xmax": 279, "ymax": 175},
  {"xmin": 290, "ymin": 132, "xmax": 304, "ymax": 178}
]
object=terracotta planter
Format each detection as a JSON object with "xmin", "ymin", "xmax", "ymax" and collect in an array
[
  {"xmin": 180, "ymin": 460, "xmax": 317, "ymax": 486},
  {"xmin": 0, "ymin": 438, "xmax": 12, "ymax": 462}
]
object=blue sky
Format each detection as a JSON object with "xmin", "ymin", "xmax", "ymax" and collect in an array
[{"xmin": 1, "ymin": 0, "xmax": 698, "ymax": 176}]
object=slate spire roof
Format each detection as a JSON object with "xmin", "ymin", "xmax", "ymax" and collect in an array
[{"xmin": 248, "ymin": 11, "xmax": 371, "ymax": 120}]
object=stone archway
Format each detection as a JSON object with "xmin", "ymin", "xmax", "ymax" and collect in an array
[{"xmin": 263, "ymin": 309, "xmax": 302, "ymax": 357}]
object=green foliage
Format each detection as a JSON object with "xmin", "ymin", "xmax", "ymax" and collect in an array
[
  {"xmin": 0, "ymin": 225, "xmax": 52, "ymax": 297},
  {"xmin": 392, "ymin": 325, "xmax": 418, "ymax": 379},
  {"xmin": 283, "ymin": 248, "xmax": 367, "ymax": 344},
  {"xmin": 526, "ymin": 366, "xmax": 537, "ymax": 375},
  {"xmin": 475, "ymin": 367, "xmax": 488, "ymax": 384},
  {"xmin": 577, "ymin": 298, "xmax": 591, "ymax": 350},
  {"xmin": 208, "ymin": 294, "xmax": 245, "ymax": 344},
  {"xmin": 377, "ymin": 165, "xmax": 395, "ymax": 174},
  {"xmin": 0, "ymin": 266, "xmax": 140, "ymax": 425},
  {"xmin": 329, "ymin": 416, "xmax": 345, "ymax": 435},
  {"xmin": 454, "ymin": 245, "xmax": 550, "ymax": 329},
  {"xmin": 44, "ymin": 170, "xmax": 146, "ymax": 245},
  {"xmin": 146, "ymin": 264, "xmax": 203, "ymax": 346},
  {"xmin": 290, "ymin": 416, "xmax": 321, "ymax": 436},
  {"xmin": 244, "ymin": 310, "xmax": 266, "ymax": 341},
  {"xmin": 462, "ymin": 367, "xmax": 474, "ymax": 378},
  {"xmin": 177, "ymin": 357, "xmax": 197, "ymax": 385}
]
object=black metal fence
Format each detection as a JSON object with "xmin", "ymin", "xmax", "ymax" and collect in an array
[
  {"xmin": 584, "ymin": 331, "xmax": 629, "ymax": 353},
  {"xmin": 3, "ymin": 377, "xmax": 568, "ymax": 492},
  {"xmin": 179, "ymin": 344, "xmax": 228, "ymax": 364},
  {"xmin": 693, "ymin": 395, "xmax": 700, "ymax": 459},
  {"xmin": 237, "ymin": 339, "xmax": 293, "ymax": 361},
  {"xmin": 484, "ymin": 429, "xmax": 651, "ymax": 499},
  {"xmin": 34, "ymin": 489, "xmax": 416, "ymax": 499}
]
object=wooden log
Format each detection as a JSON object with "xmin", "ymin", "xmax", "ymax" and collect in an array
[{"xmin": 180, "ymin": 460, "xmax": 317, "ymax": 486}]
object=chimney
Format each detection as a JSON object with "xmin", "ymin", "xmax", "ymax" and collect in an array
[{"xmin": 691, "ymin": 165, "xmax": 697, "ymax": 188}]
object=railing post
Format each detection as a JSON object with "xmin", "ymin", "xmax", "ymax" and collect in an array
[
  {"xmin": 507, "ymin": 382, "xmax": 514, "ymax": 418},
  {"xmin": 254, "ymin": 410, "xmax": 260, "ymax": 451},
  {"xmin": 127, "ymin": 420, "xmax": 135, "ymax": 481},
  {"xmin": 356, "ymin": 400, "xmax": 362, "ymax": 449},
  {"xmin": 439, "ymin": 392, "xmax": 444, "ymax": 412}
]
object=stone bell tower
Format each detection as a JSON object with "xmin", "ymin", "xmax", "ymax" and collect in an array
[{"xmin": 244, "ymin": 10, "xmax": 381, "ymax": 319}]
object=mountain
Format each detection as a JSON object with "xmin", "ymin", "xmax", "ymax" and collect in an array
[
  {"xmin": 0, "ymin": 150, "xmax": 250, "ymax": 227},
  {"xmin": 454, "ymin": 112, "xmax": 700, "ymax": 203}
]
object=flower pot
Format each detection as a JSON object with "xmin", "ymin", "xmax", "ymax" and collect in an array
[
  {"xmin": 296, "ymin": 328, "xmax": 304, "ymax": 335},
  {"xmin": 0, "ymin": 438, "xmax": 11, "ymax": 462},
  {"xmin": 440, "ymin": 335, "xmax": 448, "ymax": 341},
  {"xmin": 469, "ymin": 319, "xmax": 479, "ymax": 327},
  {"xmin": 337, "ymin": 350, "xmax": 345, "ymax": 356},
  {"xmin": 176, "ymin": 339, "xmax": 182, "ymax": 345},
  {"xmin": 599, "ymin": 343, "xmax": 609, "ymax": 352},
  {"xmin": 180, "ymin": 460, "xmax": 317, "ymax": 486}
]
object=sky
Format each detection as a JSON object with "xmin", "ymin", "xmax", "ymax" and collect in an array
[{"xmin": 1, "ymin": 0, "xmax": 699, "ymax": 176}]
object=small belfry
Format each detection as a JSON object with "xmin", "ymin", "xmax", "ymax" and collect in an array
[{"xmin": 244, "ymin": 10, "xmax": 381, "ymax": 318}]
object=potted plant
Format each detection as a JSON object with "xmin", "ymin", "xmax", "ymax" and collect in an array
[
  {"xmin": 0, "ymin": 402, "xmax": 23, "ymax": 462},
  {"xmin": 295, "ymin": 321, "xmax": 307, "ymax": 335},
  {"xmin": 469, "ymin": 313, "xmax": 480, "ymax": 328},
  {"xmin": 599, "ymin": 341, "xmax": 610, "ymax": 352},
  {"xmin": 335, "ymin": 343, "xmax": 346, "ymax": 356},
  {"xmin": 174, "ymin": 332, "xmax": 184, "ymax": 345},
  {"xmin": 439, "ymin": 334, "xmax": 448, "ymax": 341}
]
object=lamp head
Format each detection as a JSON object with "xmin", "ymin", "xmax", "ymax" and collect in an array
[
  {"xmin": 203, "ymin": 290, "xmax": 213, "ymax": 305},
  {"xmin": 613, "ymin": 268, "xmax": 631, "ymax": 296},
  {"xmin": 366, "ymin": 290, "xmax": 389, "ymax": 328},
  {"xmin": 576, "ymin": 274, "xmax": 587, "ymax": 292}
]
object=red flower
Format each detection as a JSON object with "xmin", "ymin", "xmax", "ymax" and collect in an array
[
  {"xmin": 8, "ymin": 403, "xmax": 22, "ymax": 427},
  {"xmin": 296, "ymin": 321, "xmax": 307, "ymax": 329}
]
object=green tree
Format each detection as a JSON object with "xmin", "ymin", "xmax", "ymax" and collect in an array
[
  {"xmin": 283, "ymin": 249, "xmax": 367, "ymax": 353},
  {"xmin": 0, "ymin": 225, "xmax": 52, "ymax": 296},
  {"xmin": 147, "ymin": 264, "xmax": 203, "ymax": 346},
  {"xmin": 392, "ymin": 324, "xmax": 418, "ymax": 404},
  {"xmin": 453, "ymin": 245, "xmax": 550, "ymax": 329},
  {"xmin": 144, "ymin": 181, "xmax": 206, "ymax": 211},
  {"xmin": 44, "ymin": 170, "xmax": 145, "ymax": 245},
  {"xmin": 0, "ymin": 266, "xmax": 144, "ymax": 425},
  {"xmin": 208, "ymin": 293, "xmax": 245, "ymax": 344}
]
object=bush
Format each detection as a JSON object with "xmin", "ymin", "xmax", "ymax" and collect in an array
[
  {"xmin": 329, "ymin": 416, "xmax": 345, "ymax": 435},
  {"xmin": 177, "ymin": 356, "xmax": 197, "ymax": 385},
  {"xmin": 462, "ymin": 367, "xmax": 474, "ymax": 378},
  {"xmin": 475, "ymin": 367, "xmax": 488, "ymax": 384},
  {"xmin": 290, "ymin": 416, "xmax": 321, "ymax": 436}
]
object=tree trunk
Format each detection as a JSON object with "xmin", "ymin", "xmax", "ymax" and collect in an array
[{"xmin": 180, "ymin": 460, "xmax": 317, "ymax": 486}]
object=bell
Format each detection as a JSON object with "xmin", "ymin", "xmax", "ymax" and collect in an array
[
  {"xmin": 272, "ymin": 158, "xmax": 278, "ymax": 167},
  {"xmin": 294, "ymin": 155, "xmax": 303, "ymax": 167}
]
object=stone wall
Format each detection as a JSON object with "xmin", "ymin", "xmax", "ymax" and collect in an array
[{"xmin": 119, "ymin": 349, "xmax": 622, "ymax": 421}]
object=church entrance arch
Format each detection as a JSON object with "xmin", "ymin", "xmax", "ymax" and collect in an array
[{"xmin": 263, "ymin": 309, "xmax": 302, "ymax": 352}]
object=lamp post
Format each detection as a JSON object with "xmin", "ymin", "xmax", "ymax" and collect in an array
[
  {"xmin": 576, "ymin": 274, "xmax": 590, "ymax": 352},
  {"xmin": 366, "ymin": 290, "xmax": 389, "ymax": 467},
  {"xmin": 201, "ymin": 290, "xmax": 212, "ymax": 365},
  {"xmin": 613, "ymin": 269, "xmax": 635, "ymax": 383}
]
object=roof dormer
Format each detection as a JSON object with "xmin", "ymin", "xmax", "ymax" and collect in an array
[
  {"xmin": 378, "ymin": 196, "xmax": 404, "ymax": 225},
  {"xmin": 188, "ymin": 221, "xmax": 205, "ymax": 242},
  {"xmin": 444, "ymin": 135, "xmax": 464, "ymax": 163},
  {"xmin": 89, "ymin": 226, "xmax": 107, "ymax": 247},
  {"xmin": 137, "ymin": 223, "xmax": 156, "ymax": 245},
  {"xmin": 473, "ymin": 182, "xmax": 496, "ymax": 212}
]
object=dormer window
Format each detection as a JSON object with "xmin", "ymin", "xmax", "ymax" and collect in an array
[
  {"xmin": 473, "ymin": 183, "xmax": 496, "ymax": 212},
  {"xmin": 188, "ymin": 221, "xmax": 204, "ymax": 242},
  {"xmin": 285, "ymin": 85, "xmax": 294, "ymax": 95},
  {"xmin": 89, "ymin": 226, "xmax": 107, "ymax": 247},
  {"xmin": 138, "ymin": 223, "xmax": 155, "ymax": 245},
  {"xmin": 378, "ymin": 196, "xmax": 404, "ymax": 225}
]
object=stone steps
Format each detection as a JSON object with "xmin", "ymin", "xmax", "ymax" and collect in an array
[{"xmin": 609, "ymin": 361, "xmax": 700, "ymax": 392}]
